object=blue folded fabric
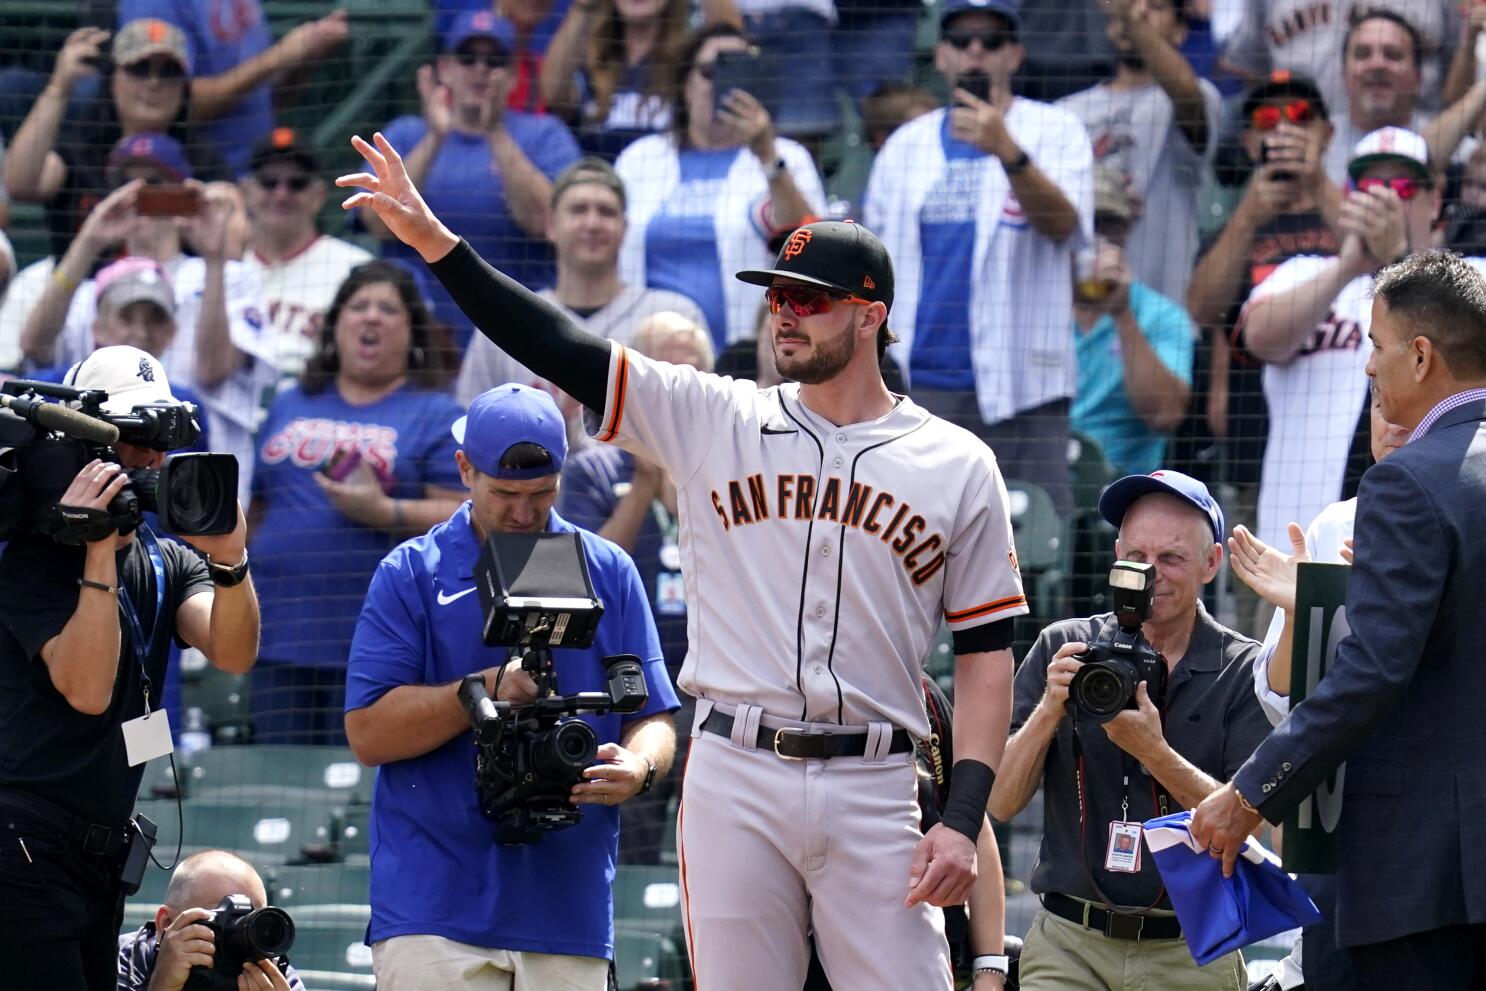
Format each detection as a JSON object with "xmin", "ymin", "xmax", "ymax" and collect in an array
[{"xmin": 1144, "ymin": 809, "xmax": 1323, "ymax": 965}]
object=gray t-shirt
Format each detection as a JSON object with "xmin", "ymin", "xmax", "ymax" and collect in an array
[
  {"xmin": 455, "ymin": 284, "xmax": 709, "ymax": 407},
  {"xmin": 1224, "ymin": 0, "xmax": 1459, "ymax": 117},
  {"xmin": 1009, "ymin": 605, "xmax": 1271, "ymax": 908},
  {"xmin": 1059, "ymin": 79, "xmax": 1222, "ymax": 305}
]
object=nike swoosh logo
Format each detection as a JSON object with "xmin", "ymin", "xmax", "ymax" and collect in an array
[{"xmin": 436, "ymin": 587, "xmax": 477, "ymax": 606}]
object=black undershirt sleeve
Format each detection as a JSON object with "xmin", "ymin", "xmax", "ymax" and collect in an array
[
  {"xmin": 428, "ymin": 239, "xmax": 613, "ymax": 412},
  {"xmin": 952, "ymin": 617, "xmax": 1014, "ymax": 654}
]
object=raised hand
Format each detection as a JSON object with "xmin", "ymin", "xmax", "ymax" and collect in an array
[
  {"xmin": 337, "ymin": 132, "xmax": 458, "ymax": 262},
  {"xmin": 1228, "ymin": 522, "xmax": 1309, "ymax": 612},
  {"xmin": 51, "ymin": 26, "xmax": 110, "ymax": 92}
]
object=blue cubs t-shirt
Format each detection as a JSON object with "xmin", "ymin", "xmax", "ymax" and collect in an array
[
  {"xmin": 345, "ymin": 504, "xmax": 679, "ymax": 957},
  {"xmin": 912, "ymin": 117, "xmax": 986, "ymax": 391},
  {"xmin": 1071, "ymin": 281, "xmax": 1195, "ymax": 475},
  {"xmin": 643, "ymin": 147, "xmax": 739, "ymax": 352},
  {"xmin": 120, "ymin": 0, "xmax": 273, "ymax": 176},
  {"xmin": 378, "ymin": 114, "xmax": 580, "ymax": 349},
  {"xmin": 249, "ymin": 384, "xmax": 464, "ymax": 668}
]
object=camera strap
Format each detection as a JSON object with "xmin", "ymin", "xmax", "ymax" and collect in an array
[
  {"xmin": 1070, "ymin": 719, "xmax": 1168, "ymax": 916},
  {"xmin": 117, "ymin": 524, "xmax": 167, "ymax": 712}
]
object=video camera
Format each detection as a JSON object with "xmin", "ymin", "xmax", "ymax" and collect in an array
[
  {"xmin": 1069, "ymin": 561, "xmax": 1168, "ymax": 723},
  {"xmin": 458, "ymin": 531, "xmax": 649, "ymax": 845},
  {"xmin": 0, "ymin": 379, "xmax": 237, "ymax": 544},
  {"xmin": 183, "ymin": 894, "xmax": 295, "ymax": 991}
]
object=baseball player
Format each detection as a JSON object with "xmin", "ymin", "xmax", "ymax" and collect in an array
[{"xmin": 341, "ymin": 132, "xmax": 1027, "ymax": 991}]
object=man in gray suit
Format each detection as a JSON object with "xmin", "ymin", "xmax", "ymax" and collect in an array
[{"xmin": 1193, "ymin": 249, "xmax": 1486, "ymax": 986}]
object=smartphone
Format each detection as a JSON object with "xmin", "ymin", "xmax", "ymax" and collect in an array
[
  {"xmin": 711, "ymin": 48, "xmax": 774, "ymax": 119},
  {"xmin": 1260, "ymin": 142, "xmax": 1296, "ymax": 184},
  {"xmin": 321, "ymin": 446, "xmax": 363, "ymax": 482},
  {"xmin": 957, "ymin": 70, "xmax": 992, "ymax": 104},
  {"xmin": 136, "ymin": 184, "xmax": 202, "ymax": 217}
]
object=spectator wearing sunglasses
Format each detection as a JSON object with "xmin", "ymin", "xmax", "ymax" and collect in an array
[
  {"xmin": 361, "ymin": 10, "xmax": 580, "ymax": 353},
  {"xmin": 1180, "ymin": 70, "xmax": 1338, "ymax": 638},
  {"xmin": 241, "ymin": 128, "xmax": 373, "ymax": 380},
  {"xmin": 865, "ymin": 0, "xmax": 1092, "ymax": 517},
  {"xmin": 1224, "ymin": 0, "xmax": 1458, "ymax": 127},
  {"xmin": 116, "ymin": 0, "xmax": 349, "ymax": 176},
  {"xmin": 613, "ymin": 24, "xmax": 826, "ymax": 350},
  {"xmin": 1059, "ymin": 0, "xmax": 1221, "ymax": 307},
  {"xmin": 1239, "ymin": 127, "xmax": 1440, "ymax": 565},
  {"xmin": 3, "ymin": 19, "xmax": 231, "ymax": 261}
]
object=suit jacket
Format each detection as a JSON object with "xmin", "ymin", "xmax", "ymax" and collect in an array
[{"xmin": 1233, "ymin": 399, "xmax": 1486, "ymax": 947}]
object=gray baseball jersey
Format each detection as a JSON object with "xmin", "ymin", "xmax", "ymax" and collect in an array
[{"xmin": 591, "ymin": 341, "xmax": 1028, "ymax": 737}]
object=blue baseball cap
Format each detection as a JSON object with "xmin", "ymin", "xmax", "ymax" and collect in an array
[
  {"xmin": 442, "ymin": 9, "xmax": 517, "ymax": 55},
  {"xmin": 1098, "ymin": 469, "xmax": 1226, "ymax": 544},
  {"xmin": 107, "ymin": 132, "xmax": 192, "ymax": 182},
  {"xmin": 452, "ymin": 384, "xmax": 567, "ymax": 479},
  {"xmin": 940, "ymin": 0, "xmax": 1022, "ymax": 32}
]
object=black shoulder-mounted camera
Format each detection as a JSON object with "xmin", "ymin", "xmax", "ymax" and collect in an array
[
  {"xmin": 0, "ymin": 379, "xmax": 237, "ymax": 544},
  {"xmin": 458, "ymin": 531, "xmax": 649, "ymax": 845},
  {"xmin": 1069, "ymin": 561, "xmax": 1168, "ymax": 723}
]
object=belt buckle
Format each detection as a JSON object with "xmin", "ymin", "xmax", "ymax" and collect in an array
[
  {"xmin": 772, "ymin": 727, "xmax": 808, "ymax": 761},
  {"xmin": 1104, "ymin": 912, "xmax": 1144, "ymax": 941}
]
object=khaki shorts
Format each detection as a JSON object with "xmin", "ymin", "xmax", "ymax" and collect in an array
[
  {"xmin": 371, "ymin": 933, "xmax": 609, "ymax": 991},
  {"xmin": 1019, "ymin": 907, "xmax": 1246, "ymax": 991}
]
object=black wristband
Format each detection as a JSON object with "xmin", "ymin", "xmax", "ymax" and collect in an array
[
  {"xmin": 939, "ymin": 758, "xmax": 995, "ymax": 843},
  {"xmin": 1003, "ymin": 149, "xmax": 1031, "ymax": 176},
  {"xmin": 78, "ymin": 577, "xmax": 119, "ymax": 595},
  {"xmin": 636, "ymin": 755, "xmax": 657, "ymax": 796}
]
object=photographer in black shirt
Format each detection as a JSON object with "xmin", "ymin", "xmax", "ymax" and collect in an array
[{"xmin": 0, "ymin": 347, "xmax": 261, "ymax": 991}]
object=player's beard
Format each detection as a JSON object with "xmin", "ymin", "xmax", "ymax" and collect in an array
[{"xmin": 775, "ymin": 316, "xmax": 858, "ymax": 385}]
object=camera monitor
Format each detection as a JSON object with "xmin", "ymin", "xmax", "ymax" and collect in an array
[{"xmin": 475, "ymin": 531, "xmax": 604, "ymax": 649}]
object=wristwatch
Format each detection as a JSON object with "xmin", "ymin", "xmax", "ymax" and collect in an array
[
  {"xmin": 636, "ymin": 755, "xmax": 658, "ymax": 796},
  {"xmin": 207, "ymin": 550, "xmax": 250, "ymax": 588}
]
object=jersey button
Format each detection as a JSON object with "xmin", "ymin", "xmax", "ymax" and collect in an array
[
  {"xmin": 835, "ymin": 433, "xmax": 846, "ymax": 443},
  {"xmin": 820, "ymin": 544, "xmax": 832, "ymax": 557},
  {"xmin": 815, "ymin": 605, "xmax": 827, "ymax": 618},
  {"xmin": 832, "ymin": 457, "xmax": 843, "ymax": 468}
]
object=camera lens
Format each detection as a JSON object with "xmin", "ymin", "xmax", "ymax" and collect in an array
[
  {"xmin": 236, "ymin": 906, "xmax": 295, "ymax": 958},
  {"xmin": 1071, "ymin": 661, "xmax": 1134, "ymax": 721},
  {"xmin": 529, "ymin": 720, "xmax": 597, "ymax": 783},
  {"xmin": 156, "ymin": 454, "xmax": 239, "ymax": 535}
]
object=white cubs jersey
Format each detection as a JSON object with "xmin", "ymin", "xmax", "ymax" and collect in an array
[{"xmin": 591, "ymin": 342, "xmax": 1028, "ymax": 737}]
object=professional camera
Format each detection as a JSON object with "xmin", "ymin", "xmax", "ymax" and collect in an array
[
  {"xmin": 183, "ymin": 894, "xmax": 295, "ymax": 991},
  {"xmin": 1068, "ymin": 561, "xmax": 1168, "ymax": 724},
  {"xmin": 0, "ymin": 379, "xmax": 237, "ymax": 544},
  {"xmin": 458, "ymin": 531, "xmax": 650, "ymax": 845}
]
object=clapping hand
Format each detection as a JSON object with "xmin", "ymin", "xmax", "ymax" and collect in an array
[{"xmin": 1228, "ymin": 523, "xmax": 1309, "ymax": 612}]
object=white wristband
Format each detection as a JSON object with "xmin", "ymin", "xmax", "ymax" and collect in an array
[{"xmin": 972, "ymin": 954, "xmax": 1009, "ymax": 974}]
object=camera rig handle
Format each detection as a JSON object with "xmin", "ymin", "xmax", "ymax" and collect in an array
[{"xmin": 458, "ymin": 674, "xmax": 510, "ymax": 746}]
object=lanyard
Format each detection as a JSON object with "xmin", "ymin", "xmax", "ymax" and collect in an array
[{"xmin": 117, "ymin": 525, "xmax": 166, "ymax": 712}]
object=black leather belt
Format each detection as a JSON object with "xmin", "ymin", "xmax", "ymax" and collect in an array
[
  {"xmin": 1042, "ymin": 892, "xmax": 1182, "ymax": 941},
  {"xmin": 699, "ymin": 709, "xmax": 914, "ymax": 760},
  {"xmin": 0, "ymin": 791, "xmax": 130, "ymax": 859}
]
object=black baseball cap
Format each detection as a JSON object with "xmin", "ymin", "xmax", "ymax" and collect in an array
[
  {"xmin": 1240, "ymin": 70, "xmax": 1329, "ymax": 123},
  {"xmin": 735, "ymin": 220, "xmax": 894, "ymax": 311},
  {"xmin": 247, "ymin": 126, "xmax": 320, "ymax": 176}
]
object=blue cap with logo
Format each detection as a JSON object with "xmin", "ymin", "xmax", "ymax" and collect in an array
[
  {"xmin": 443, "ymin": 9, "xmax": 517, "ymax": 54},
  {"xmin": 940, "ymin": 0, "xmax": 1022, "ymax": 32},
  {"xmin": 452, "ymin": 384, "xmax": 567, "ymax": 480},
  {"xmin": 107, "ymin": 132, "xmax": 193, "ymax": 182},
  {"xmin": 1098, "ymin": 469, "xmax": 1226, "ymax": 544}
]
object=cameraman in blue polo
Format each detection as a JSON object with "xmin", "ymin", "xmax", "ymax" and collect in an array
[
  {"xmin": 988, "ymin": 471, "xmax": 1271, "ymax": 989},
  {"xmin": 344, "ymin": 384, "xmax": 679, "ymax": 990}
]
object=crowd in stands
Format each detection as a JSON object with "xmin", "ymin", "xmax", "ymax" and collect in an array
[{"xmin": 1, "ymin": 0, "xmax": 1485, "ymax": 981}]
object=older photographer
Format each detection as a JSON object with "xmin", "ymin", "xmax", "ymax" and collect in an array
[
  {"xmin": 117, "ymin": 849, "xmax": 302, "ymax": 991},
  {"xmin": 989, "ymin": 470, "xmax": 1270, "ymax": 991},
  {"xmin": 0, "ymin": 345, "xmax": 260, "ymax": 991},
  {"xmin": 343, "ymin": 383, "xmax": 678, "ymax": 990}
]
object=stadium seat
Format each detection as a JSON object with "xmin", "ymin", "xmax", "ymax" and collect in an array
[
  {"xmin": 330, "ymin": 804, "xmax": 371, "ymax": 861},
  {"xmin": 1066, "ymin": 433, "xmax": 1122, "ymax": 615},
  {"xmin": 266, "ymin": 862, "xmax": 372, "ymax": 907},
  {"xmin": 614, "ymin": 925, "xmax": 689, "ymax": 991},
  {"xmin": 613, "ymin": 864, "xmax": 684, "ymax": 934},
  {"xmin": 180, "ymin": 666, "xmax": 251, "ymax": 744},
  {"xmin": 280, "ymin": 903, "xmax": 375, "ymax": 981},
  {"xmin": 135, "ymin": 795, "xmax": 341, "ymax": 867},
  {"xmin": 179, "ymin": 745, "xmax": 372, "ymax": 806}
]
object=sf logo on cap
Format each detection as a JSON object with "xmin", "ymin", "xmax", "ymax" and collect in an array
[{"xmin": 783, "ymin": 229, "xmax": 812, "ymax": 260}]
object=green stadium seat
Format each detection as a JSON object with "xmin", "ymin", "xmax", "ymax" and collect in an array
[
  {"xmin": 331, "ymin": 804, "xmax": 370, "ymax": 860},
  {"xmin": 266, "ymin": 863, "xmax": 372, "ymax": 907},
  {"xmin": 180, "ymin": 746, "xmax": 372, "ymax": 806},
  {"xmin": 135, "ymin": 796, "xmax": 340, "ymax": 867},
  {"xmin": 180, "ymin": 666, "xmax": 251, "ymax": 744},
  {"xmin": 614, "ymin": 925, "xmax": 689, "ymax": 991},
  {"xmin": 280, "ymin": 903, "xmax": 374, "ymax": 979},
  {"xmin": 613, "ymin": 864, "xmax": 684, "ymax": 934}
]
